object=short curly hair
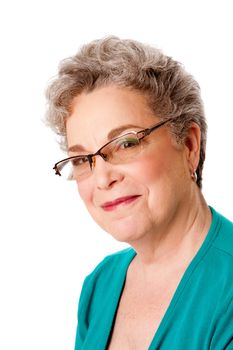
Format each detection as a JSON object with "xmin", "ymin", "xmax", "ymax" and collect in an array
[{"xmin": 45, "ymin": 36, "xmax": 207, "ymax": 188}]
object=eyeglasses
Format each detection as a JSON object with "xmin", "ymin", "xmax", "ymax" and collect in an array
[{"xmin": 53, "ymin": 118, "xmax": 174, "ymax": 181}]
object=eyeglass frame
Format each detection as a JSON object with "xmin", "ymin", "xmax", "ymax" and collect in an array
[{"xmin": 53, "ymin": 117, "xmax": 175, "ymax": 177}]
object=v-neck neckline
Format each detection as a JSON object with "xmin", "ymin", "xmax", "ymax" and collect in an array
[{"xmin": 104, "ymin": 206, "xmax": 220, "ymax": 349}]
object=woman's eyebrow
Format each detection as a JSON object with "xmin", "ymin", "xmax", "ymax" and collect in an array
[
  {"xmin": 68, "ymin": 144, "xmax": 86, "ymax": 152},
  {"xmin": 68, "ymin": 124, "xmax": 141, "ymax": 153},
  {"xmin": 107, "ymin": 124, "xmax": 141, "ymax": 140}
]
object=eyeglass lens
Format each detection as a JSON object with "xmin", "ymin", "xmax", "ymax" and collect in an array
[{"xmin": 57, "ymin": 133, "xmax": 142, "ymax": 180}]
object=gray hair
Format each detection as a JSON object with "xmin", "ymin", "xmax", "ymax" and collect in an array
[{"xmin": 45, "ymin": 36, "xmax": 207, "ymax": 188}]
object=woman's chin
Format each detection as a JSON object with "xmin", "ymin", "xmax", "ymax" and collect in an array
[{"xmin": 104, "ymin": 217, "xmax": 150, "ymax": 244}]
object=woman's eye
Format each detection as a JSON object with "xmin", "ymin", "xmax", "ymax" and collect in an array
[
  {"xmin": 118, "ymin": 138, "xmax": 139, "ymax": 149},
  {"xmin": 72, "ymin": 157, "xmax": 88, "ymax": 166}
]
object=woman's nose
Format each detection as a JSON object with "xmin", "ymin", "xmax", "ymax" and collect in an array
[{"xmin": 91, "ymin": 155, "xmax": 124, "ymax": 190}]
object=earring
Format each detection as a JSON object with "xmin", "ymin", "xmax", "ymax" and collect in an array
[{"xmin": 191, "ymin": 170, "xmax": 197, "ymax": 182}]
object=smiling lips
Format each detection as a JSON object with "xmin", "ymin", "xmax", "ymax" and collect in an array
[{"xmin": 101, "ymin": 195, "xmax": 141, "ymax": 211}]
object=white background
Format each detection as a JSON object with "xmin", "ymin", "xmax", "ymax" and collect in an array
[{"xmin": 0, "ymin": 0, "xmax": 232, "ymax": 349}]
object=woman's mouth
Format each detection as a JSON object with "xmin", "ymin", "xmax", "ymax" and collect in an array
[{"xmin": 101, "ymin": 195, "xmax": 141, "ymax": 211}]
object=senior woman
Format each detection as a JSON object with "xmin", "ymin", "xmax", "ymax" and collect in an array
[{"xmin": 45, "ymin": 37, "xmax": 233, "ymax": 349}]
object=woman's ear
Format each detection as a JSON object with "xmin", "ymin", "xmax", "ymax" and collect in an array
[{"xmin": 184, "ymin": 122, "xmax": 201, "ymax": 173}]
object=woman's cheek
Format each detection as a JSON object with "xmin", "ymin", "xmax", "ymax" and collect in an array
[
  {"xmin": 77, "ymin": 180, "xmax": 93, "ymax": 205},
  {"xmin": 134, "ymin": 154, "xmax": 166, "ymax": 183}
]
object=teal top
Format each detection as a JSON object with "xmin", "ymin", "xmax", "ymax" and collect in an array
[{"xmin": 75, "ymin": 207, "xmax": 233, "ymax": 349}]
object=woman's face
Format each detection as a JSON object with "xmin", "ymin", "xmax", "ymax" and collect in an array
[{"xmin": 66, "ymin": 86, "xmax": 193, "ymax": 243}]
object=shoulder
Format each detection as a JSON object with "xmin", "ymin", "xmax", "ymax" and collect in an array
[
  {"xmin": 211, "ymin": 207, "xmax": 233, "ymax": 258},
  {"xmin": 83, "ymin": 247, "xmax": 135, "ymax": 287},
  {"xmin": 78, "ymin": 247, "xmax": 135, "ymax": 305},
  {"xmin": 76, "ymin": 247, "xmax": 135, "ymax": 335},
  {"xmin": 206, "ymin": 207, "xmax": 233, "ymax": 295},
  {"xmin": 75, "ymin": 247, "xmax": 135, "ymax": 347}
]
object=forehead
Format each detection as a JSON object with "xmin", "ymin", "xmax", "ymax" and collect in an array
[{"xmin": 66, "ymin": 86, "xmax": 159, "ymax": 150}]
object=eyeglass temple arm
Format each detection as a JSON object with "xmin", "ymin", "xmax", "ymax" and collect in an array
[
  {"xmin": 53, "ymin": 165, "xmax": 62, "ymax": 176},
  {"xmin": 138, "ymin": 119, "xmax": 172, "ymax": 139}
]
